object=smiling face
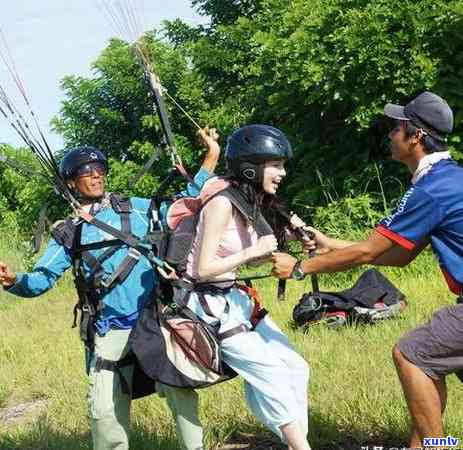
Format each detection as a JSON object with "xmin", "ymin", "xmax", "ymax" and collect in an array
[
  {"xmin": 67, "ymin": 162, "xmax": 106, "ymax": 200},
  {"xmin": 262, "ymin": 159, "xmax": 286, "ymax": 194}
]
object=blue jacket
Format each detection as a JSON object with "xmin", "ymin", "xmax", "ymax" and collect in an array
[{"xmin": 6, "ymin": 168, "xmax": 211, "ymax": 335}]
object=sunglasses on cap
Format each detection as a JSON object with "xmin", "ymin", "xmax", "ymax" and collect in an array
[{"xmin": 75, "ymin": 162, "xmax": 107, "ymax": 178}]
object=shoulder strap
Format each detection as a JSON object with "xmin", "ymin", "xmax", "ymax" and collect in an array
[
  {"xmin": 51, "ymin": 218, "xmax": 78, "ymax": 249},
  {"xmin": 110, "ymin": 193, "xmax": 132, "ymax": 214},
  {"xmin": 219, "ymin": 187, "xmax": 274, "ymax": 237},
  {"xmin": 110, "ymin": 193, "xmax": 132, "ymax": 235}
]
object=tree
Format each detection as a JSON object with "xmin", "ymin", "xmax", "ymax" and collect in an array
[
  {"xmin": 166, "ymin": 0, "xmax": 463, "ymax": 211},
  {"xmin": 52, "ymin": 34, "xmax": 213, "ymax": 197},
  {"xmin": 3, "ymin": 0, "xmax": 463, "ymax": 236}
]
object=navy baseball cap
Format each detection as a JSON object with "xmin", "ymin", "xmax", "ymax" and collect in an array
[{"xmin": 384, "ymin": 91, "xmax": 453, "ymax": 142}]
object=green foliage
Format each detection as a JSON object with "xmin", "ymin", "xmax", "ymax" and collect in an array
[
  {"xmin": 51, "ymin": 35, "xmax": 207, "ymax": 169},
  {"xmin": 2, "ymin": 0, "xmax": 463, "ymax": 237},
  {"xmin": 314, "ymin": 194, "xmax": 385, "ymax": 240},
  {"xmin": 0, "ymin": 145, "xmax": 65, "ymax": 236},
  {"xmin": 167, "ymin": 0, "xmax": 463, "ymax": 210},
  {"xmin": 192, "ymin": 0, "xmax": 262, "ymax": 27}
]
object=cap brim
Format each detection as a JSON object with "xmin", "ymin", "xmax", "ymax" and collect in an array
[{"xmin": 384, "ymin": 104, "xmax": 409, "ymax": 121}]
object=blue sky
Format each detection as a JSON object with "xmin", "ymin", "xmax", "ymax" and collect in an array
[{"xmin": 0, "ymin": 1, "xmax": 203, "ymax": 150}]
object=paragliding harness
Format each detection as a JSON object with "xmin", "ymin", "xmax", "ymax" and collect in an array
[
  {"xmin": 51, "ymin": 178, "xmax": 271, "ymax": 394},
  {"xmin": 127, "ymin": 177, "xmax": 272, "ymax": 390},
  {"xmin": 293, "ymin": 269, "xmax": 406, "ymax": 329},
  {"xmin": 52, "ymin": 193, "xmax": 166, "ymax": 352}
]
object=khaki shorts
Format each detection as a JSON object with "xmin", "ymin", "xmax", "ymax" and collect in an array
[{"xmin": 398, "ymin": 303, "xmax": 463, "ymax": 381}]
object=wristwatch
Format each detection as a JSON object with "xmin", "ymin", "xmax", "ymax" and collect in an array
[{"xmin": 291, "ymin": 260, "xmax": 306, "ymax": 281}]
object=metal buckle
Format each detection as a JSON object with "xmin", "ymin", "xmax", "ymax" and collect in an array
[
  {"xmin": 128, "ymin": 248, "xmax": 141, "ymax": 260},
  {"xmin": 94, "ymin": 357, "xmax": 103, "ymax": 372},
  {"xmin": 157, "ymin": 262, "xmax": 177, "ymax": 280}
]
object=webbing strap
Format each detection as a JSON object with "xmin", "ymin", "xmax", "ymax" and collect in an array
[
  {"xmin": 120, "ymin": 211, "xmax": 130, "ymax": 235},
  {"xmin": 192, "ymin": 282, "xmax": 268, "ymax": 330},
  {"xmin": 77, "ymin": 239, "xmax": 125, "ymax": 252},
  {"xmin": 170, "ymin": 286, "xmax": 252, "ymax": 342},
  {"xmin": 196, "ymin": 291, "xmax": 230, "ymax": 319},
  {"xmin": 218, "ymin": 324, "xmax": 248, "ymax": 341},
  {"xmin": 77, "ymin": 200, "xmax": 138, "ymax": 289},
  {"xmin": 80, "ymin": 212, "xmax": 170, "ymax": 275},
  {"xmin": 97, "ymin": 244, "xmax": 121, "ymax": 263},
  {"xmin": 174, "ymin": 163, "xmax": 200, "ymax": 193},
  {"xmin": 221, "ymin": 187, "xmax": 273, "ymax": 237},
  {"xmin": 81, "ymin": 213, "xmax": 140, "ymax": 248},
  {"xmin": 77, "ymin": 306, "xmax": 97, "ymax": 349},
  {"xmin": 101, "ymin": 248, "xmax": 141, "ymax": 289},
  {"xmin": 94, "ymin": 356, "xmax": 132, "ymax": 396},
  {"xmin": 148, "ymin": 198, "xmax": 162, "ymax": 232},
  {"xmin": 80, "ymin": 251, "xmax": 105, "ymax": 287},
  {"xmin": 192, "ymin": 273, "xmax": 271, "ymax": 286}
]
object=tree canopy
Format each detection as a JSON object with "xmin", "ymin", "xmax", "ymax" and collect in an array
[{"xmin": 2, "ymin": 0, "xmax": 463, "ymax": 235}]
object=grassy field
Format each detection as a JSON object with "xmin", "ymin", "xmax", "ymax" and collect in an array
[{"xmin": 0, "ymin": 236, "xmax": 462, "ymax": 450}]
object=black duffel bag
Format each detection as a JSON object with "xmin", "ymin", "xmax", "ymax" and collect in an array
[{"xmin": 293, "ymin": 268, "xmax": 406, "ymax": 328}]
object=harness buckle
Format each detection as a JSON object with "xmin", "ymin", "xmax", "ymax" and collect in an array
[
  {"xmin": 157, "ymin": 262, "xmax": 177, "ymax": 280},
  {"xmin": 100, "ymin": 248, "xmax": 142, "ymax": 289},
  {"xmin": 128, "ymin": 247, "xmax": 142, "ymax": 260},
  {"xmin": 94, "ymin": 356, "xmax": 104, "ymax": 372}
]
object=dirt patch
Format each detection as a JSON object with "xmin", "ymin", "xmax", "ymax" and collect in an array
[
  {"xmin": 217, "ymin": 432, "xmax": 284, "ymax": 450},
  {"xmin": 0, "ymin": 399, "xmax": 48, "ymax": 428}
]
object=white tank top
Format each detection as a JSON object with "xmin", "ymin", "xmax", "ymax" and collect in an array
[{"xmin": 186, "ymin": 195, "xmax": 258, "ymax": 283}]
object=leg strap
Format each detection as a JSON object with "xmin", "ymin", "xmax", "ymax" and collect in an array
[
  {"xmin": 94, "ymin": 356, "xmax": 133, "ymax": 397},
  {"xmin": 218, "ymin": 324, "xmax": 249, "ymax": 341}
]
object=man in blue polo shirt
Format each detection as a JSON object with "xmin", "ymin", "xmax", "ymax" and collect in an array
[{"xmin": 272, "ymin": 92, "xmax": 460, "ymax": 448}]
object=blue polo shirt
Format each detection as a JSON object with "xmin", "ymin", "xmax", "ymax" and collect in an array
[{"xmin": 377, "ymin": 159, "xmax": 463, "ymax": 294}]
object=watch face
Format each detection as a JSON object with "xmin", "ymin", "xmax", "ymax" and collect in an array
[{"xmin": 292, "ymin": 263, "xmax": 305, "ymax": 280}]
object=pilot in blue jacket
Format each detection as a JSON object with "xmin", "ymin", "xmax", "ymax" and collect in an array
[{"xmin": 0, "ymin": 129, "xmax": 220, "ymax": 450}]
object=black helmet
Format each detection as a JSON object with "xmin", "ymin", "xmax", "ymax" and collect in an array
[
  {"xmin": 225, "ymin": 124, "xmax": 292, "ymax": 184},
  {"xmin": 60, "ymin": 146, "xmax": 107, "ymax": 180}
]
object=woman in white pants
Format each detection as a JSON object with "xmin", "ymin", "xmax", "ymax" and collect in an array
[{"xmin": 186, "ymin": 124, "xmax": 312, "ymax": 450}]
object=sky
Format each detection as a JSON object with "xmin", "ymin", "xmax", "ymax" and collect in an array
[{"xmin": 0, "ymin": 1, "xmax": 204, "ymax": 150}]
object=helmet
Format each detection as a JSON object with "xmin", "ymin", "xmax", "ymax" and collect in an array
[
  {"xmin": 225, "ymin": 124, "xmax": 292, "ymax": 184},
  {"xmin": 59, "ymin": 146, "xmax": 107, "ymax": 180}
]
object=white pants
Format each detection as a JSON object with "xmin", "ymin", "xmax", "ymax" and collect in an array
[{"xmin": 188, "ymin": 288, "xmax": 310, "ymax": 441}]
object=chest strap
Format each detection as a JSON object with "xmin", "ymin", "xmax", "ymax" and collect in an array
[{"xmin": 77, "ymin": 195, "xmax": 147, "ymax": 290}]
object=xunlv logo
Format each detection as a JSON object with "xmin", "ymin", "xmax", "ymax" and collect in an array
[{"xmin": 423, "ymin": 435, "xmax": 460, "ymax": 447}]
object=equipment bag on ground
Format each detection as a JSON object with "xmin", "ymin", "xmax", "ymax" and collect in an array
[{"xmin": 293, "ymin": 268, "xmax": 406, "ymax": 329}]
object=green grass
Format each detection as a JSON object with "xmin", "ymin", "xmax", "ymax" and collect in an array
[{"xmin": 0, "ymin": 238, "xmax": 462, "ymax": 450}]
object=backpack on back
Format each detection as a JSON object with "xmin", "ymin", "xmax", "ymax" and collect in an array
[{"xmin": 128, "ymin": 177, "xmax": 272, "ymax": 391}]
